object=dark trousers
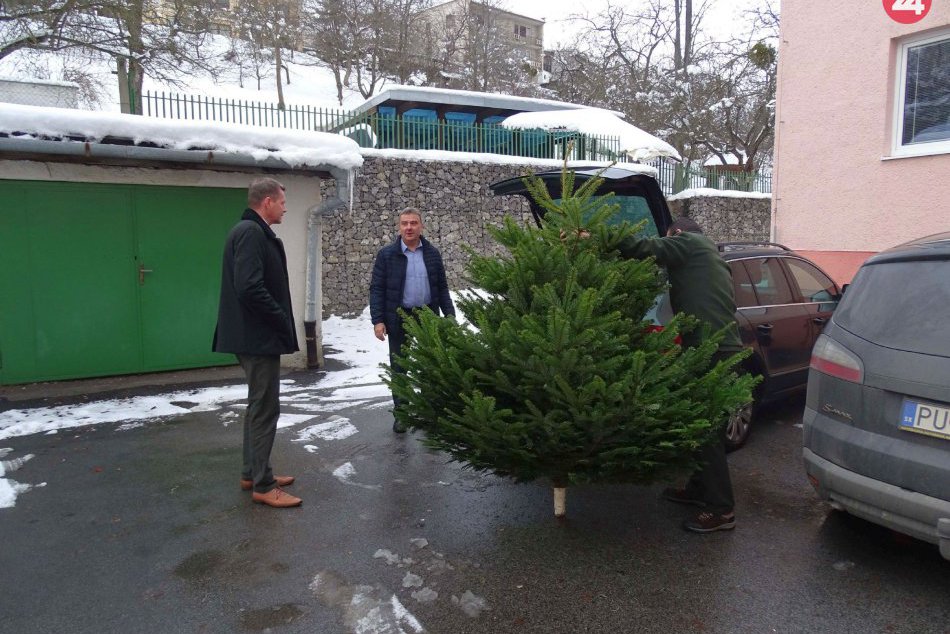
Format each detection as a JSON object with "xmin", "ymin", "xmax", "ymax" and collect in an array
[
  {"xmin": 237, "ymin": 354, "xmax": 280, "ymax": 493},
  {"xmin": 387, "ymin": 307, "xmax": 423, "ymax": 408},
  {"xmin": 684, "ymin": 350, "xmax": 737, "ymax": 514}
]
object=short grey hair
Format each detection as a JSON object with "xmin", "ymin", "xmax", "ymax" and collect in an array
[
  {"xmin": 399, "ymin": 207, "xmax": 423, "ymax": 224},
  {"xmin": 248, "ymin": 177, "xmax": 285, "ymax": 208}
]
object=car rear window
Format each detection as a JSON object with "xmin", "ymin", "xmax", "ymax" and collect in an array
[
  {"xmin": 835, "ymin": 259, "xmax": 950, "ymax": 356},
  {"xmin": 554, "ymin": 194, "xmax": 660, "ymax": 237}
]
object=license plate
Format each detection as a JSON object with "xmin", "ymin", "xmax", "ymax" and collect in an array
[{"xmin": 899, "ymin": 399, "xmax": 950, "ymax": 440}]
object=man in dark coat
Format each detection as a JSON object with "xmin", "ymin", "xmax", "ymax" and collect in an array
[
  {"xmin": 213, "ymin": 177, "xmax": 301, "ymax": 508},
  {"xmin": 618, "ymin": 216, "xmax": 743, "ymax": 533},
  {"xmin": 370, "ymin": 207, "xmax": 455, "ymax": 432}
]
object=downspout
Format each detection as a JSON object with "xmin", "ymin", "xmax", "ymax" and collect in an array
[{"xmin": 304, "ymin": 166, "xmax": 353, "ymax": 368}]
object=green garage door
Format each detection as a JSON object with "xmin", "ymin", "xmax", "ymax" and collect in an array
[{"xmin": 0, "ymin": 180, "xmax": 247, "ymax": 385}]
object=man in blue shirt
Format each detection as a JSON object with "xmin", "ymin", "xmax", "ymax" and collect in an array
[{"xmin": 370, "ymin": 208, "xmax": 455, "ymax": 432}]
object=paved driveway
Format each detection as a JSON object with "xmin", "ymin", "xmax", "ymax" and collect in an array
[{"xmin": 1, "ymin": 375, "xmax": 948, "ymax": 634}]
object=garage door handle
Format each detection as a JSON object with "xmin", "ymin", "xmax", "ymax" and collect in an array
[{"xmin": 138, "ymin": 263, "xmax": 154, "ymax": 286}]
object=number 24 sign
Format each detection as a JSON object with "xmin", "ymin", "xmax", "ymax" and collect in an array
[{"xmin": 885, "ymin": 0, "xmax": 932, "ymax": 23}]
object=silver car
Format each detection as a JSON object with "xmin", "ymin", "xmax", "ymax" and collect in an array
[{"xmin": 803, "ymin": 231, "xmax": 950, "ymax": 560}]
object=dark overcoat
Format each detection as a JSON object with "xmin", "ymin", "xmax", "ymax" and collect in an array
[
  {"xmin": 212, "ymin": 209, "xmax": 299, "ymax": 356},
  {"xmin": 369, "ymin": 235, "xmax": 455, "ymax": 334}
]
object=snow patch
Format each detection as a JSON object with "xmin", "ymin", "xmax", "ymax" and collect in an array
[
  {"xmin": 0, "ymin": 453, "xmax": 33, "ymax": 476},
  {"xmin": 410, "ymin": 588, "xmax": 439, "ymax": 603},
  {"xmin": 452, "ymin": 591, "xmax": 490, "ymax": 618},
  {"xmin": 402, "ymin": 572, "xmax": 423, "ymax": 588},
  {"xmin": 276, "ymin": 413, "xmax": 317, "ymax": 429},
  {"xmin": 0, "ymin": 478, "xmax": 33, "ymax": 509},
  {"xmin": 666, "ymin": 187, "xmax": 771, "ymax": 201},
  {"xmin": 294, "ymin": 417, "xmax": 359, "ymax": 442},
  {"xmin": 333, "ymin": 462, "xmax": 381, "ymax": 491}
]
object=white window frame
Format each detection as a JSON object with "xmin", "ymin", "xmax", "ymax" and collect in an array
[{"xmin": 891, "ymin": 28, "xmax": 950, "ymax": 158}]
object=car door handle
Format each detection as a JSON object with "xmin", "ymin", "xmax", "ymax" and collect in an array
[
  {"xmin": 756, "ymin": 324, "xmax": 773, "ymax": 333},
  {"xmin": 813, "ymin": 317, "xmax": 827, "ymax": 325}
]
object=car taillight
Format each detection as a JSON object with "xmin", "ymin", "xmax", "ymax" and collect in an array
[
  {"xmin": 645, "ymin": 324, "xmax": 683, "ymax": 346},
  {"xmin": 810, "ymin": 334, "xmax": 864, "ymax": 383}
]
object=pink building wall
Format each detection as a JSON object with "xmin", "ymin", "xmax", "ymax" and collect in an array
[{"xmin": 773, "ymin": 2, "xmax": 950, "ymax": 284}]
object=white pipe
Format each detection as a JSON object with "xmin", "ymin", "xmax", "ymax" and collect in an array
[{"xmin": 303, "ymin": 167, "xmax": 354, "ymax": 367}]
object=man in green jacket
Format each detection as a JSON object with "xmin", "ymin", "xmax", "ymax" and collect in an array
[{"xmin": 618, "ymin": 216, "xmax": 742, "ymax": 533}]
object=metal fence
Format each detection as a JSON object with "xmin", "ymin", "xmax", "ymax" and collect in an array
[
  {"xmin": 648, "ymin": 158, "xmax": 772, "ymax": 195},
  {"xmin": 141, "ymin": 90, "xmax": 771, "ymax": 193},
  {"xmin": 142, "ymin": 90, "xmax": 622, "ymax": 161}
]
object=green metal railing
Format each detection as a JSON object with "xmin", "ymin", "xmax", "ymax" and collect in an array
[
  {"xmin": 649, "ymin": 158, "xmax": 772, "ymax": 195},
  {"xmin": 142, "ymin": 90, "xmax": 622, "ymax": 161},
  {"xmin": 141, "ymin": 90, "xmax": 771, "ymax": 193}
]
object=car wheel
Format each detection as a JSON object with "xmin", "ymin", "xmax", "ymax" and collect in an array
[{"xmin": 725, "ymin": 402, "xmax": 753, "ymax": 452}]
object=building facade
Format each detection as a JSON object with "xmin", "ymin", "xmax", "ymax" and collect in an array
[
  {"xmin": 419, "ymin": 0, "xmax": 545, "ymax": 83},
  {"xmin": 773, "ymin": 2, "xmax": 950, "ymax": 283}
]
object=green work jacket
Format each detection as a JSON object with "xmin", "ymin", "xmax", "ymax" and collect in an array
[{"xmin": 618, "ymin": 230, "xmax": 742, "ymax": 351}]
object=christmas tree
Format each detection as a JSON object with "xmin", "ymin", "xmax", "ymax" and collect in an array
[{"xmin": 388, "ymin": 168, "xmax": 755, "ymax": 516}]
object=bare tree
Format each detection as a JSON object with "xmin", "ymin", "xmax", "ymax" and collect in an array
[
  {"xmin": 544, "ymin": 0, "xmax": 777, "ymax": 173},
  {"xmin": 302, "ymin": 0, "xmax": 430, "ymax": 103},
  {"xmin": 303, "ymin": 0, "xmax": 356, "ymax": 105},
  {"xmin": 423, "ymin": 0, "xmax": 543, "ymax": 95},
  {"xmin": 232, "ymin": 0, "xmax": 301, "ymax": 109},
  {"xmin": 1, "ymin": 0, "xmax": 223, "ymax": 111}
]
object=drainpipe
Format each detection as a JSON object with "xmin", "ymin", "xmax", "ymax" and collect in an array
[{"xmin": 304, "ymin": 166, "xmax": 353, "ymax": 368}]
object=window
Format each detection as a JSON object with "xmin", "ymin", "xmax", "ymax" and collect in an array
[
  {"xmin": 893, "ymin": 29, "xmax": 950, "ymax": 157},
  {"xmin": 736, "ymin": 258, "xmax": 795, "ymax": 306},
  {"xmin": 514, "ymin": 24, "xmax": 527, "ymax": 38},
  {"xmin": 784, "ymin": 258, "xmax": 837, "ymax": 304},
  {"xmin": 729, "ymin": 261, "xmax": 759, "ymax": 308}
]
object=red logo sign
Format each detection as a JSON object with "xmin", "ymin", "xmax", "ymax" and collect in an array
[{"xmin": 884, "ymin": 0, "xmax": 932, "ymax": 23}]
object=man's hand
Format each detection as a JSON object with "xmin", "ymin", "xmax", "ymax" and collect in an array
[
  {"xmin": 559, "ymin": 228, "xmax": 591, "ymax": 241},
  {"xmin": 374, "ymin": 323, "xmax": 387, "ymax": 341}
]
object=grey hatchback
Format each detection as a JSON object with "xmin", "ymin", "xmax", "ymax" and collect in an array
[{"xmin": 803, "ymin": 231, "xmax": 950, "ymax": 561}]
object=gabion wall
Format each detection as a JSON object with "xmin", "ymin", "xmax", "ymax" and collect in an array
[
  {"xmin": 321, "ymin": 156, "xmax": 536, "ymax": 317},
  {"xmin": 667, "ymin": 195, "xmax": 771, "ymax": 244},
  {"xmin": 321, "ymin": 156, "xmax": 772, "ymax": 317}
]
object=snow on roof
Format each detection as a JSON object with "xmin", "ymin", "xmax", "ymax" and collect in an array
[
  {"xmin": 501, "ymin": 109, "xmax": 682, "ymax": 162},
  {"xmin": 360, "ymin": 146, "xmax": 657, "ymax": 175},
  {"xmin": 0, "ymin": 103, "xmax": 363, "ymax": 171},
  {"xmin": 355, "ymin": 84, "xmax": 624, "ymax": 117}
]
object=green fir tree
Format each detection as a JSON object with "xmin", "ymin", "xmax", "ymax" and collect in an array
[{"xmin": 388, "ymin": 168, "xmax": 756, "ymax": 515}]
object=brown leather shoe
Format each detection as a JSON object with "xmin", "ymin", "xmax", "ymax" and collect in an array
[
  {"xmin": 252, "ymin": 487, "xmax": 302, "ymax": 508},
  {"xmin": 240, "ymin": 475, "xmax": 295, "ymax": 491}
]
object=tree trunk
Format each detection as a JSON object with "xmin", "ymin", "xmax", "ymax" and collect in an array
[
  {"xmin": 275, "ymin": 46, "xmax": 285, "ymax": 110},
  {"xmin": 553, "ymin": 486, "xmax": 567, "ymax": 517},
  {"xmin": 684, "ymin": 0, "xmax": 692, "ymax": 68},
  {"xmin": 673, "ymin": 0, "xmax": 682, "ymax": 70},
  {"xmin": 125, "ymin": 0, "xmax": 145, "ymax": 115}
]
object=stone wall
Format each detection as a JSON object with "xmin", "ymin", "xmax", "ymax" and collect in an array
[
  {"xmin": 321, "ymin": 157, "xmax": 773, "ymax": 317},
  {"xmin": 321, "ymin": 155, "xmax": 536, "ymax": 317},
  {"xmin": 666, "ymin": 193, "xmax": 771, "ymax": 243}
]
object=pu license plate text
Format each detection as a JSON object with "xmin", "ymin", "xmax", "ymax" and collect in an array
[{"xmin": 900, "ymin": 399, "xmax": 950, "ymax": 441}]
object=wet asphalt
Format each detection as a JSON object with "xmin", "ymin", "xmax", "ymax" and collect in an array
[{"xmin": 1, "ymin": 369, "xmax": 949, "ymax": 634}]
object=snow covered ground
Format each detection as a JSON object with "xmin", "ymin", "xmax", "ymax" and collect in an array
[
  {"xmin": 0, "ymin": 305, "xmax": 394, "ymax": 509},
  {"xmin": 0, "ymin": 33, "xmax": 368, "ymax": 112}
]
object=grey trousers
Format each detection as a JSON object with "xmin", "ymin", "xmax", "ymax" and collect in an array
[
  {"xmin": 238, "ymin": 354, "xmax": 280, "ymax": 493},
  {"xmin": 684, "ymin": 350, "xmax": 738, "ymax": 514}
]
